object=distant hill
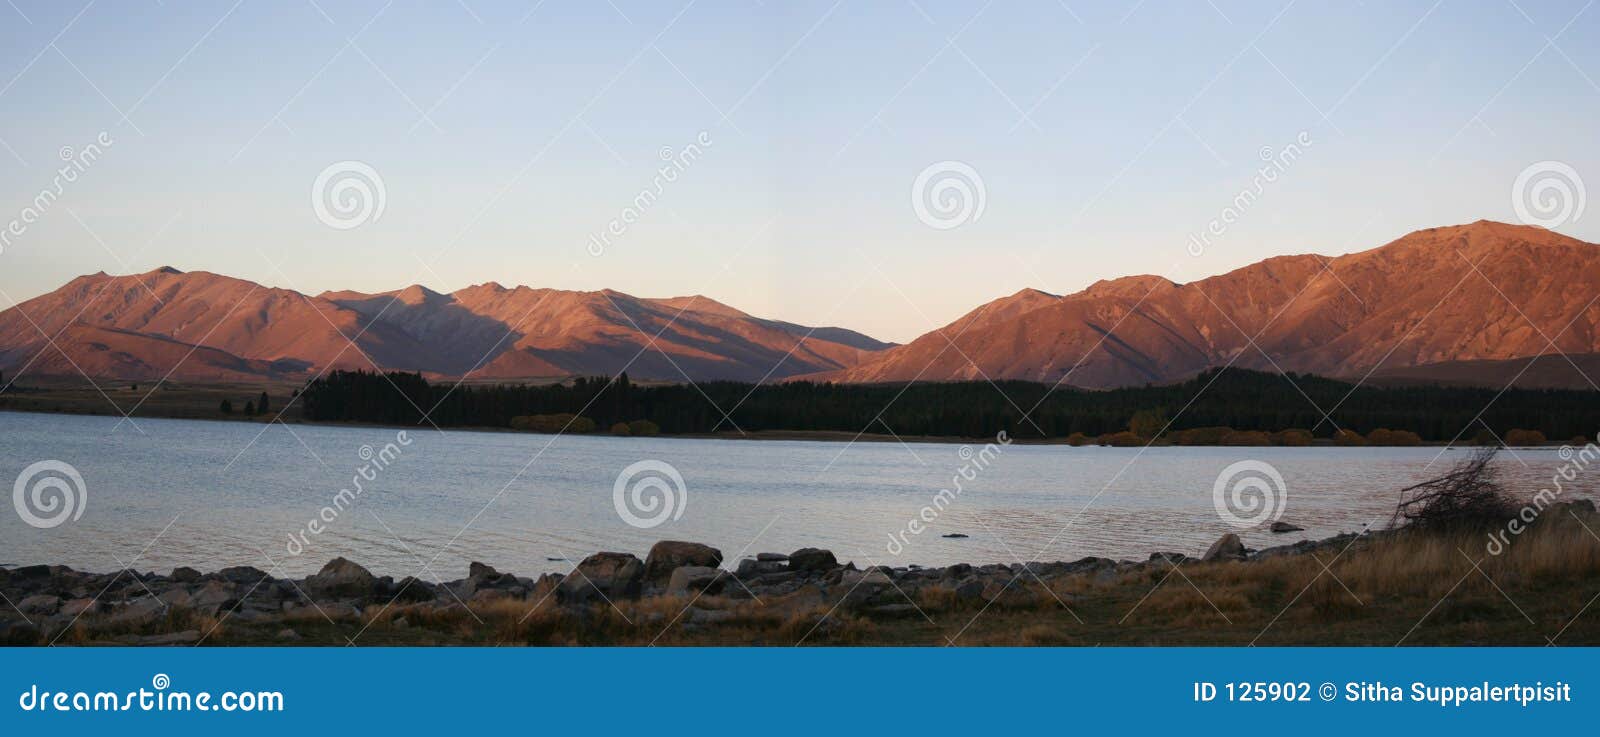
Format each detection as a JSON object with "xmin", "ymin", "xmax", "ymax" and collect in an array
[
  {"xmin": 802, "ymin": 221, "xmax": 1600, "ymax": 390},
  {"xmin": 0, "ymin": 270, "xmax": 889, "ymax": 383}
]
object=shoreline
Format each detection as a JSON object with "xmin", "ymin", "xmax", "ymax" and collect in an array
[
  {"xmin": 7, "ymin": 502, "xmax": 1597, "ymax": 646},
  {"xmin": 0, "ymin": 405, "xmax": 1569, "ymax": 449}
]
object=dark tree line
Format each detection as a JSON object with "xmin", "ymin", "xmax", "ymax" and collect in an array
[{"xmin": 298, "ymin": 367, "xmax": 1600, "ymax": 441}]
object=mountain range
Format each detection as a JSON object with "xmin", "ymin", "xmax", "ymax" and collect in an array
[{"xmin": 1, "ymin": 220, "xmax": 1596, "ymax": 390}]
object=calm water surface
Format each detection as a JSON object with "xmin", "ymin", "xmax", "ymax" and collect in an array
[{"xmin": 1, "ymin": 411, "xmax": 1592, "ymax": 579}]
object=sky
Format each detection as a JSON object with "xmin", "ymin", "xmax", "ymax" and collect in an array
[{"xmin": 0, "ymin": 0, "xmax": 1597, "ymax": 344}]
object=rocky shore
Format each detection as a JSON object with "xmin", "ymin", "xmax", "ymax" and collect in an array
[{"xmin": 0, "ymin": 528, "xmax": 1384, "ymax": 646}]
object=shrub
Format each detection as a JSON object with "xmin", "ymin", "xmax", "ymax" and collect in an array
[
  {"xmin": 1333, "ymin": 429, "xmax": 1367, "ymax": 446},
  {"xmin": 510, "ymin": 414, "xmax": 596, "ymax": 434},
  {"xmin": 1170, "ymin": 426, "xmax": 1233, "ymax": 445},
  {"xmin": 1220, "ymin": 430, "xmax": 1271, "ymax": 446},
  {"xmin": 1502, "ymin": 429, "xmax": 1547, "ymax": 446},
  {"xmin": 610, "ymin": 422, "xmax": 631, "ymax": 436},
  {"xmin": 627, "ymin": 419, "xmax": 660, "ymax": 436},
  {"xmin": 1367, "ymin": 428, "xmax": 1422, "ymax": 446},
  {"xmin": 1270, "ymin": 429, "xmax": 1314, "ymax": 446},
  {"xmin": 1097, "ymin": 431, "xmax": 1144, "ymax": 447},
  {"xmin": 1128, "ymin": 410, "xmax": 1167, "ymax": 439},
  {"xmin": 1392, "ymin": 448, "xmax": 1512, "ymax": 532},
  {"xmin": 1065, "ymin": 432, "xmax": 1091, "ymax": 447}
]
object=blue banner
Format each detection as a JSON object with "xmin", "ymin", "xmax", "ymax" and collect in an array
[{"xmin": 0, "ymin": 647, "xmax": 1590, "ymax": 733}]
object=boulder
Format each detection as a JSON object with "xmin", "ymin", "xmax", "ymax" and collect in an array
[
  {"xmin": 59, "ymin": 598, "xmax": 98, "ymax": 617},
  {"xmin": 756, "ymin": 552, "xmax": 789, "ymax": 562},
  {"xmin": 188, "ymin": 581, "xmax": 237, "ymax": 616},
  {"xmin": 216, "ymin": 566, "xmax": 272, "ymax": 585},
  {"xmin": 953, "ymin": 578, "xmax": 986, "ymax": 601},
  {"xmin": 0, "ymin": 620, "xmax": 41, "ymax": 645},
  {"xmin": 17, "ymin": 594, "xmax": 60, "ymax": 616},
  {"xmin": 666, "ymin": 566, "xmax": 727, "ymax": 596},
  {"xmin": 1270, "ymin": 521, "xmax": 1305, "ymax": 533},
  {"xmin": 157, "ymin": 587, "xmax": 193, "ymax": 608},
  {"xmin": 1202, "ymin": 533, "xmax": 1247, "ymax": 562},
  {"xmin": 788, "ymin": 548, "xmax": 838, "ymax": 572},
  {"xmin": 305, "ymin": 558, "xmax": 379, "ymax": 598},
  {"xmin": 170, "ymin": 566, "xmax": 202, "ymax": 583},
  {"xmin": 644, "ymin": 541, "xmax": 723, "ymax": 582},
  {"xmin": 736, "ymin": 559, "xmax": 787, "ymax": 577},
  {"xmin": 836, "ymin": 569, "xmax": 895, "ymax": 609},
  {"xmin": 106, "ymin": 597, "xmax": 167, "ymax": 627},
  {"xmin": 557, "ymin": 552, "xmax": 644, "ymax": 604},
  {"xmin": 390, "ymin": 576, "xmax": 438, "ymax": 602}
]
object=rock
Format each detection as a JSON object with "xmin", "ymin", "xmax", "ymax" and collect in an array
[
  {"xmin": 1149, "ymin": 552, "xmax": 1190, "ymax": 565},
  {"xmin": 305, "ymin": 558, "xmax": 379, "ymax": 598},
  {"xmin": 756, "ymin": 553, "xmax": 789, "ymax": 562},
  {"xmin": 470, "ymin": 588, "xmax": 514, "ymax": 605},
  {"xmin": 59, "ymin": 598, "xmax": 98, "ymax": 617},
  {"xmin": 311, "ymin": 602, "xmax": 360, "ymax": 620},
  {"xmin": 1550, "ymin": 499, "xmax": 1598, "ymax": 518},
  {"xmin": 666, "ymin": 566, "xmax": 727, "ymax": 596},
  {"xmin": 736, "ymin": 559, "xmax": 786, "ymax": 577},
  {"xmin": 216, "ymin": 566, "xmax": 272, "ymax": 585},
  {"xmin": 836, "ymin": 569, "xmax": 894, "ymax": 609},
  {"xmin": 188, "ymin": 581, "xmax": 237, "ymax": 616},
  {"xmin": 390, "ymin": 576, "xmax": 438, "ymax": 602},
  {"xmin": 10, "ymin": 564, "xmax": 53, "ymax": 579},
  {"xmin": 557, "ymin": 552, "xmax": 644, "ymax": 604},
  {"xmin": 170, "ymin": 566, "xmax": 202, "ymax": 583},
  {"xmin": 644, "ymin": 541, "xmax": 723, "ymax": 583},
  {"xmin": 788, "ymin": 548, "xmax": 838, "ymax": 573},
  {"xmin": 1202, "ymin": 533, "xmax": 1247, "ymax": 562},
  {"xmin": 953, "ymin": 578, "xmax": 986, "ymax": 601},
  {"xmin": 17, "ymin": 594, "xmax": 60, "ymax": 616},
  {"xmin": 468, "ymin": 561, "xmax": 500, "ymax": 579},
  {"xmin": 157, "ymin": 587, "xmax": 193, "ymax": 608},
  {"xmin": 0, "ymin": 620, "xmax": 41, "ymax": 645},
  {"xmin": 1270, "ymin": 521, "xmax": 1305, "ymax": 533},
  {"xmin": 106, "ymin": 597, "xmax": 167, "ymax": 627}
]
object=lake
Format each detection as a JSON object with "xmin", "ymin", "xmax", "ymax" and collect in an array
[{"xmin": 1, "ymin": 411, "xmax": 1593, "ymax": 579}]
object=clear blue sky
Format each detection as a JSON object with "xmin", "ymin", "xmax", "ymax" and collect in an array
[{"xmin": 1, "ymin": 0, "xmax": 1597, "ymax": 343}]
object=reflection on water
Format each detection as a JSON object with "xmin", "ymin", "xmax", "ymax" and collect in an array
[{"xmin": 1, "ymin": 411, "xmax": 1593, "ymax": 579}]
